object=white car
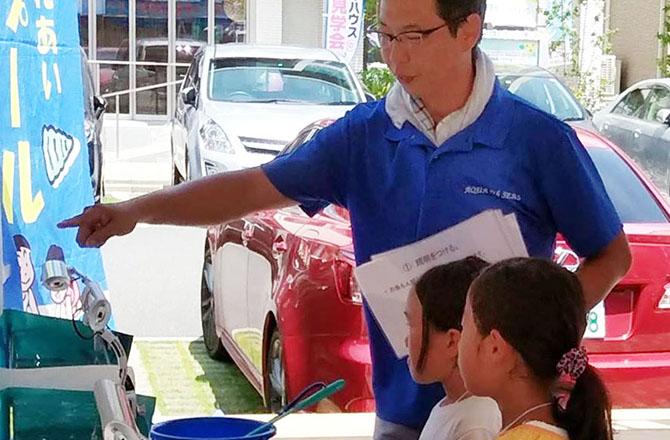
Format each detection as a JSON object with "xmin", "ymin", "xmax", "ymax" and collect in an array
[
  {"xmin": 171, "ymin": 44, "xmax": 370, "ymax": 183},
  {"xmin": 593, "ymin": 78, "xmax": 670, "ymax": 194}
]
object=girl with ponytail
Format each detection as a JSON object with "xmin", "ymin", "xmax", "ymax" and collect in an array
[{"xmin": 458, "ymin": 258, "xmax": 613, "ymax": 440}]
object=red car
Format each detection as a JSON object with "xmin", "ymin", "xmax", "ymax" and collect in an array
[
  {"xmin": 561, "ymin": 127, "xmax": 670, "ymax": 408},
  {"xmin": 201, "ymin": 118, "xmax": 670, "ymax": 411},
  {"xmin": 200, "ymin": 120, "xmax": 372, "ymax": 413}
]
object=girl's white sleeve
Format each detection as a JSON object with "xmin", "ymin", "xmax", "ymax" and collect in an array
[{"xmin": 455, "ymin": 428, "xmax": 498, "ymax": 440}]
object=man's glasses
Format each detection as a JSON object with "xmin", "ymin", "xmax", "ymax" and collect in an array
[{"xmin": 368, "ymin": 23, "xmax": 449, "ymax": 48}]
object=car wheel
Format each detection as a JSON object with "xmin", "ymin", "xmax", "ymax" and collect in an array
[
  {"xmin": 201, "ymin": 244, "xmax": 230, "ymax": 361},
  {"xmin": 95, "ymin": 173, "xmax": 104, "ymax": 204},
  {"xmin": 265, "ymin": 327, "xmax": 288, "ymax": 413},
  {"xmin": 172, "ymin": 162, "xmax": 182, "ymax": 186},
  {"xmin": 92, "ymin": 143, "xmax": 103, "ymax": 203},
  {"xmin": 93, "ymin": 184, "xmax": 101, "ymax": 204},
  {"xmin": 170, "ymin": 140, "xmax": 183, "ymax": 186}
]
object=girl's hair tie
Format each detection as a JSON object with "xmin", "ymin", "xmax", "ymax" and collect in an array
[{"xmin": 553, "ymin": 346, "xmax": 588, "ymax": 411}]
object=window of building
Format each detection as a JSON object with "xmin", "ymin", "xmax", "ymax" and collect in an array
[{"xmin": 81, "ymin": 0, "xmax": 247, "ymax": 119}]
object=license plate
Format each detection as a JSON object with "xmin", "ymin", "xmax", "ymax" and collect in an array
[{"xmin": 583, "ymin": 301, "xmax": 606, "ymax": 339}]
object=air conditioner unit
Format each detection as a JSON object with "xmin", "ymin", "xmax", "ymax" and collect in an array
[{"xmin": 600, "ymin": 54, "xmax": 621, "ymax": 96}]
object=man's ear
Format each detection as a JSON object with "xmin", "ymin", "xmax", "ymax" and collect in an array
[{"xmin": 457, "ymin": 12, "xmax": 483, "ymax": 51}]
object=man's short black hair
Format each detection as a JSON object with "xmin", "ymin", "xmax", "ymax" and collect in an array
[{"xmin": 435, "ymin": 0, "xmax": 487, "ymax": 37}]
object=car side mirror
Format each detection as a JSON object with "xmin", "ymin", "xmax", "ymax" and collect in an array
[
  {"xmin": 656, "ymin": 108, "xmax": 670, "ymax": 125},
  {"xmin": 93, "ymin": 95, "xmax": 107, "ymax": 119},
  {"xmin": 181, "ymin": 86, "xmax": 197, "ymax": 107}
]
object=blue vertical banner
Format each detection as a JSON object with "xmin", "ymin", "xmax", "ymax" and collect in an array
[{"xmin": 0, "ymin": 0, "xmax": 108, "ymax": 321}]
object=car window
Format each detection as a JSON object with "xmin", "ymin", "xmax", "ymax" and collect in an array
[
  {"xmin": 498, "ymin": 74, "xmax": 585, "ymax": 121},
  {"xmin": 588, "ymin": 148, "xmax": 668, "ymax": 223},
  {"xmin": 181, "ymin": 55, "xmax": 199, "ymax": 90},
  {"xmin": 639, "ymin": 86, "xmax": 670, "ymax": 123},
  {"xmin": 207, "ymin": 57, "xmax": 362, "ymax": 105},
  {"xmin": 143, "ymin": 46, "xmax": 167, "ymax": 63},
  {"xmin": 612, "ymin": 88, "xmax": 651, "ymax": 118}
]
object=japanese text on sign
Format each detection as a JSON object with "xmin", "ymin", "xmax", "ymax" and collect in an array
[{"xmin": 325, "ymin": 0, "xmax": 364, "ymax": 63}]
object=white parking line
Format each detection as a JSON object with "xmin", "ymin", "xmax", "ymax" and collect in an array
[
  {"xmin": 612, "ymin": 409, "xmax": 670, "ymax": 431},
  {"xmin": 613, "ymin": 408, "xmax": 670, "ymax": 420},
  {"xmin": 614, "ymin": 420, "xmax": 670, "ymax": 430}
]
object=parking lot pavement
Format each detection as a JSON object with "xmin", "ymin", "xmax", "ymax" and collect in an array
[
  {"xmin": 613, "ymin": 409, "xmax": 670, "ymax": 438},
  {"xmin": 101, "ymin": 117, "xmax": 172, "ymax": 200},
  {"xmin": 127, "ymin": 339, "xmax": 264, "ymax": 419}
]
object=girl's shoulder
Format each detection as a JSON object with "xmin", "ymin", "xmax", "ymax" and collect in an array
[
  {"xmin": 496, "ymin": 422, "xmax": 569, "ymax": 440},
  {"xmin": 419, "ymin": 396, "xmax": 502, "ymax": 440},
  {"xmin": 458, "ymin": 396, "xmax": 502, "ymax": 417},
  {"xmin": 452, "ymin": 396, "xmax": 502, "ymax": 433}
]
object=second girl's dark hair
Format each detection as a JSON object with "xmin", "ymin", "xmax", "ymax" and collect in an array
[
  {"xmin": 414, "ymin": 256, "xmax": 489, "ymax": 371},
  {"xmin": 470, "ymin": 258, "xmax": 613, "ymax": 440}
]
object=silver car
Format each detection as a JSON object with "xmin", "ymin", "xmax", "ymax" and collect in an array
[
  {"xmin": 496, "ymin": 64, "xmax": 593, "ymax": 129},
  {"xmin": 594, "ymin": 79, "xmax": 670, "ymax": 193},
  {"xmin": 81, "ymin": 49, "xmax": 106, "ymax": 203},
  {"xmin": 170, "ymin": 44, "xmax": 369, "ymax": 184}
]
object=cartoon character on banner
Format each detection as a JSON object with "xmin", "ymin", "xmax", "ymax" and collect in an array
[
  {"xmin": 41, "ymin": 245, "xmax": 83, "ymax": 319},
  {"xmin": 13, "ymin": 234, "xmax": 40, "ymax": 315}
]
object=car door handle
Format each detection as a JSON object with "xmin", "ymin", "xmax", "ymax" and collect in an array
[{"xmin": 634, "ymin": 129, "xmax": 642, "ymax": 139}]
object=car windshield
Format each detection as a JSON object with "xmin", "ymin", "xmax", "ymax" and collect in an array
[
  {"xmin": 498, "ymin": 74, "xmax": 586, "ymax": 122},
  {"xmin": 588, "ymin": 148, "xmax": 668, "ymax": 223},
  {"xmin": 208, "ymin": 57, "xmax": 362, "ymax": 105}
]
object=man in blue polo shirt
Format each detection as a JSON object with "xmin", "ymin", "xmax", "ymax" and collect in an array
[{"xmin": 61, "ymin": 0, "xmax": 632, "ymax": 439}]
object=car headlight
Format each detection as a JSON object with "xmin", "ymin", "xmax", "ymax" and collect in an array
[
  {"xmin": 199, "ymin": 119, "xmax": 235, "ymax": 154},
  {"xmin": 84, "ymin": 119, "xmax": 95, "ymax": 144}
]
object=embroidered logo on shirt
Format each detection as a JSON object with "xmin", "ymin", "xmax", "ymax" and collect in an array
[{"xmin": 464, "ymin": 185, "xmax": 521, "ymax": 201}]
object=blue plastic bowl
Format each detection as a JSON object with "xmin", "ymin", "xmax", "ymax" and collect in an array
[{"xmin": 150, "ymin": 416, "xmax": 277, "ymax": 440}]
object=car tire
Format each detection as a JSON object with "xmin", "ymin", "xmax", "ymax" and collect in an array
[
  {"xmin": 95, "ymin": 174, "xmax": 104, "ymax": 204},
  {"xmin": 172, "ymin": 162, "xmax": 182, "ymax": 186},
  {"xmin": 265, "ymin": 327, "xmax": 288, "ymax": 413},
  {"xmin": 94, "ymin": 184, "xmax": 101, "ymax": 204},
  {"xmin": 201, "ymin": 244, "xmax": 230, "ymax": 361},
  {"xmin": 170, "ymin": 139, "xmax": 183, "ymax": 186}
]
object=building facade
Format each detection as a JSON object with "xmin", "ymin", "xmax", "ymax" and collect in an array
[
  {"xmin": 607, "ymin": 0, "xmax": 668, "ymax": 89},
  {"xmin": 80, "ymin": 0, "xmax": 364, "ymax": 120}
]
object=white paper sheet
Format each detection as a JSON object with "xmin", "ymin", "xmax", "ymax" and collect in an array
[{"xmin": 355, "ymin": 210, "xmax": 528, "ymax": 358}]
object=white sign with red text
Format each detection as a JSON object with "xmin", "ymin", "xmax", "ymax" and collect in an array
[{"xmin": 324, "ymin": 0, "xmax": 364, "ymax": 63}]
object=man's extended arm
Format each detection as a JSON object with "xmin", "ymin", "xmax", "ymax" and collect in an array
[{"xmin": 59, "ymin": 167, "xmax": 293, "ymax": 247}]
